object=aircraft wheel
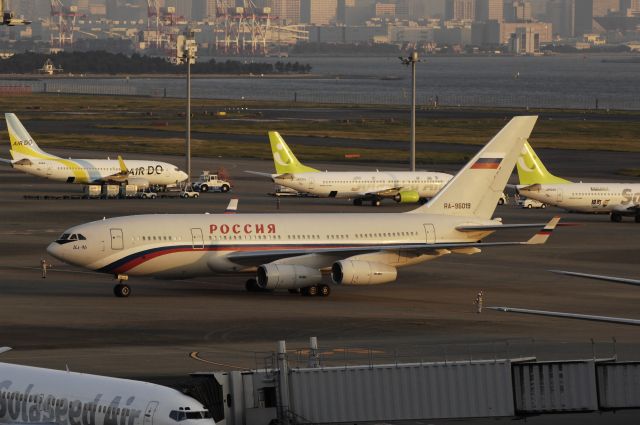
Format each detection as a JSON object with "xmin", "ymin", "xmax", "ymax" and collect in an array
[
  {"xmin": 353, "ymin": 199, "xmax": 363, "ymax": 206},
  {"xmin": 527, "ymin": 204, "xmax": 533, "ymax": 209},
  {"xmin": 498, "ymin": 198, "xmax": 504, "ymax": 205},
  {"xmin": 114, "ymin": 283, "xmax": 131, "ymax": 298},
  {"xmin": 318, "ymin": 284, "xmax": 331, "ymax": 297},
  {"xmin": 221, "ymin": 185, "xmax": 230, "ymax": 193},
  {"xmin": 245, "ymin": 279, "xmax": 260, "ymax": 292},
  {"xmin": 302, "ymin": 286, "xmax": 318, "ymax": 297},
  {"xmin": 372, "ymin": 199, "xmax": 381, "ymax": 207},
  {"xmin": 611, "ymin": 213, "xmax": 622, "ymax": 223},
  {"xmin": 541, "ymin": 204, "xmax": 546, "ymax": 209}
]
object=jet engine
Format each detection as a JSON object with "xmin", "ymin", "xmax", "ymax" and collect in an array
[
  {"xmin": 394, "ymin": 190, "xmax": 420, "ymax": 203},
  {"xmin": 126, "ymin": 177, "xmax": 150, "ymax": 189},
  {"xmin": 331, "ymin": 260, "xmax": 397, "ymax": 285},
  {"xmin": 257, "ymin": 264, "xmax": 322, "ymax": 290}
]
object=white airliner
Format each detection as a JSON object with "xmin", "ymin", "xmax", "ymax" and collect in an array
[
  {"xmin": 47, "ymin": 116, "xmax": 560, "ymax": 298},
  {"xmin": 249, "ymin": 132, "xmax": 453, "ymax": 206},
  {"xmin": 516, "ymin": 141, "xmax": 640, "ymax": 222},
  {"xmin": 0, "ymin": 347, "xmax": 215, "ymax": 425},
  {"xmin": 0, "ymin": 114, "xmax": 188, "ymax": 189}
]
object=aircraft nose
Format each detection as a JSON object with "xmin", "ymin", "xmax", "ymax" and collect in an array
[
  {"xmin": 46, "ymin": 242, "xmax": 65, "ymax": 262},
  {"xmin": 177, "ymin": 171, "xmax": 189, "ymax": 182}
]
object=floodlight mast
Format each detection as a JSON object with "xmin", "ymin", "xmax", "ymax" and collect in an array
[
  {"xmin": 177, "ymin": 30, "xmax": 197, "ymax": 186},
  {"xmin": 399, "ymin": 51, "xmax": 420, "ymax": 172}
]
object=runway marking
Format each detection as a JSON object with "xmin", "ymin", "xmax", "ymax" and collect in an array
[{"xmin": 189, "ymin": 351, "xmax": 246, "ymax": 370}]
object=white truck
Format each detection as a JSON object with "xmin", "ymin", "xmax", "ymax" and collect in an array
[{"xmin": 192, "ymin": 171, "xmax": 231, "ymax": 193}]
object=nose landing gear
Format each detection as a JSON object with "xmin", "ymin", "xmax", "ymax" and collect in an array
[{"xmin": 114, "ymin": 274, "xmax": 131, "ymax": 298}]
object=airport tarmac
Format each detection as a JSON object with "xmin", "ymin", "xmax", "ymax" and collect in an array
[{"xmin": 1, "ymin": 148, "xmax": 639, "ymax": 384}]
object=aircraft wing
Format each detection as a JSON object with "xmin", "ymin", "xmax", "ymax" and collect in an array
[
  {"xmin": 550, "ymin": 270, "xmax": 640, "ymax": 287},
  {"xmin": 227, "ymin": 216, "xmax": 560, "ymax": 267},
  {"xmin": 489, "ymin": 306, "xmax": 640, "ymax": 326},
  {"xmin": 0, "ymin": 346, "xmax": 12, "ymax": 354},
  {"xmin": 224, "ymin": 199, "xmax": 239, "ymax": 214},
  {"xmin": 0, "ymin": 157, "xmax": 13, "ymax": 165}
]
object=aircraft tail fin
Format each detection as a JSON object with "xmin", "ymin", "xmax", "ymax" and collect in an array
[
  {"xmin": 269, "ymin": 131, "xmax": 319, "ymax": 174},
  {"xmin": 5, "ymin": 113, "xmax": 56, "ymax": 160},
  {"xmin": 517, "ymin": 141, "xmax": 572, "ymax": 185},
  {"xmin": 410, "ymin": 116, "xmax": 538, "ymax": 219}
]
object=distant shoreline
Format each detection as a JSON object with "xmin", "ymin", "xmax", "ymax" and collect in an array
[{"xmin": 0, "ymin": 73, "xmax": 324, "ymax": 80}]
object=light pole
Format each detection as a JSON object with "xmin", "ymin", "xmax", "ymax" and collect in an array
[
  {"xmin": 399, "ymin": 51, "xmax": 420, "ymax": 172},
  {"xmin": 177, "ymin": 30, "xmax": 197, "ymax": 186}
]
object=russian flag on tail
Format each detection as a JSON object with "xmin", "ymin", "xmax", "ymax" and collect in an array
[{"xmin": 471, "ymin": 157, "xmax": 503, "ymax": 169}]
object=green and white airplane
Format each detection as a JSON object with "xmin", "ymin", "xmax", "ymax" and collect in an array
[
  {"xmin": 48, "ymin": 116, "xmax": 560, "ymax": 298},
  {"xmin": 249, "ymin": 132, "xmax": 453, "ymax": 206},
  {"xmin": 516, "ymin": 141, "xmax": 640, "ymax": 222}
]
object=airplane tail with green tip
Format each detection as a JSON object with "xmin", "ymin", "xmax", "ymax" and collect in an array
[
  {"xmin": 269, "ymin": 131, "xmax": 319, "ymax": 174},
  {"xmin": 517, "ymin": 141, "xmax": 571, "ymax": 185},
  {"xmin": 6, "ymin": 113, "xmax": 59, "ymax": 161}
]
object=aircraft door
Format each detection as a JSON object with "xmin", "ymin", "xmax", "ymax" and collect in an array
[
  {"xmin": 110, "ymin": 228, "xmax": 123, "ymax": 250},
  {"xmin": 423, "ymin": 224, "xmax": 436, "ymax": 244},
  {"xmin": 191, "ymin": 228, "xmax": 204, "ymax": 249},
  {"xmin": 143, "ymin": 401, "xmax": 159, "ymax": 425},
  {"xmin": 557, "ymin": 189, "xmax": 563, "ymax": 202}
]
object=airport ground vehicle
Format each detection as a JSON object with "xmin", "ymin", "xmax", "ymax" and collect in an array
[
  {"xmin": 138, "ymin": 189, "xmax": 158, "ymax": 199},
  {"xmin": 180, "ymin": 188, "xmax": 200, "ymax": 198},
  {"xmin": 498, "ymin": 193, "xmax": 508, "ymax": 205},
  {"xmin": 192, "ymin": 171, "xmax": 231, "ymax": 192},
  {"xmin": 518, "ymin": 197, "xmax": 546, "ymax": 209}
]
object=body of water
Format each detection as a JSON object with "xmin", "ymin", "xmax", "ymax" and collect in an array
[{"xmin": 2, "ymin": 55, "xmax": 639, "ymax": 109}]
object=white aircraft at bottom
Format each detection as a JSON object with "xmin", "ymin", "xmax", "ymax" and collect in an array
[
  {"xmin": 47, "ymin": 116, "xmax": 560, "ymax": 298},
  {"xmin": 0, "ymin": 347, "xmax": 215, "ymax": 425},
  {"xmin": 0, "ymin": 113, "xmax": 188, "ymax": 189}
]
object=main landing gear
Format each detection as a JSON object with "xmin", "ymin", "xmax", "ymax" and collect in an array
[
  {"xmin": 301, "ymin": 284, "xmax": 331, "ymax": 297},
  {"xmin": 352, "ymin": 198, "xmax": 381, "ymax": 207},
  {"xmin": 610, "ymin": 213, "xmax": 623, "ymax": 223},
  {"xmin": 113, "ymin": 274, "xmax": 131, "ymax": 298}
]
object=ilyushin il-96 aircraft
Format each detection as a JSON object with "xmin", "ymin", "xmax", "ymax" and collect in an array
[
  {"xmin": 0, "ymin": 347, "xmax": 215, "ymax": 425},
  {"xmin": 47, "ymin": 116, "xmax": 560, "ymax": 298},
  {"xmin": 0, "ymin": 114, "xmax": 188, "ymax": 189}
]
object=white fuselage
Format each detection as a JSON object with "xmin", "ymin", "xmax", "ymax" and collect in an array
[
  {"xmin": 518, "ymin": 183, "xmax": 640, "ymax": 214},
  {"xmin": 47, "ymin": 213, "xmax": 494, "ymax": 279},
  {"xmin": 273, "ymin": 171, "xmax": 452, "ymax": 199},
  {"xmin": 13, "ymin": 157, "xmax": 187, "ymax": 187},
  {"xmin": 0, "ymin": 362, "xmax": 215, "ymax": 425}
]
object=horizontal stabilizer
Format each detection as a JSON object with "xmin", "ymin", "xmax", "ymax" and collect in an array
[
  {"xmin": 245, "ymin": 170, "xmax": 274, "ymax": 179},
  {"xmin": 550, "ymin": 270, "xmax": 640, "ymax": 287},
  {"xmin": 525, "ymin": 216, "xmax": 561, "ymax": 244},
  {"xmin": 457, "ymin": 222, "xmax": 555, "ymax": 232}
]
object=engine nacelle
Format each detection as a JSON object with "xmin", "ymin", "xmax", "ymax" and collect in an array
[
  {"xmin": 394, "ymin": 190, "xmax": 420, "ymax": 203},
  {"xmin": 257, "ymin": 264, "xmax": 322, "ymax": 290},
  {"xmin": 331, "ymin": 260, "xmax": 397, "ymax": 285},
  {"xmin": 126, "ymin": 177, "xmax": 150, "ymax": 189}
]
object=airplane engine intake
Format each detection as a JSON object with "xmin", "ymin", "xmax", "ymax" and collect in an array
[
  {"xmin": 331, "ymin": 260, "xmax": 397, "ymax": 285},
  {"xmin": 257, "ymin": 264, "xmax": 322, "ymax": 290},
  {"xmin": 394, "ymin": 190, "xmax": 420, "ymax": 203}
]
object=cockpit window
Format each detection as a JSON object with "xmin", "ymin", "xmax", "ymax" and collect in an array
[
  {"xmin": 60, "ymin": 234, "xmax": 70, "ymax": 240},
  {"xmin": 169, "ymin": 410, "xmax": 211, "ymax": 421},
  {"xmin": 69, "ymin": 234, "xmax": 77, "ymax": 240},
  {"xmin": 78, "ymin": 234, "xmax": 87, "ymax": 240}
]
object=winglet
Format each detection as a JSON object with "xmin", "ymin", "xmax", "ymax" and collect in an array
[
  {"xmin": 117, "ymin": 155, "xmax": 128, "ymax": 174},
  {"xmin": 225, "ymin": 198, "xmax": 239, "ymax": 214},
  {"xmin": 0, "ymin": 347, "xmax": 12, "ymax": 355},
  {"xmin": 526, "ymin": 216, "xmax": 561, "ymax": 244}
]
